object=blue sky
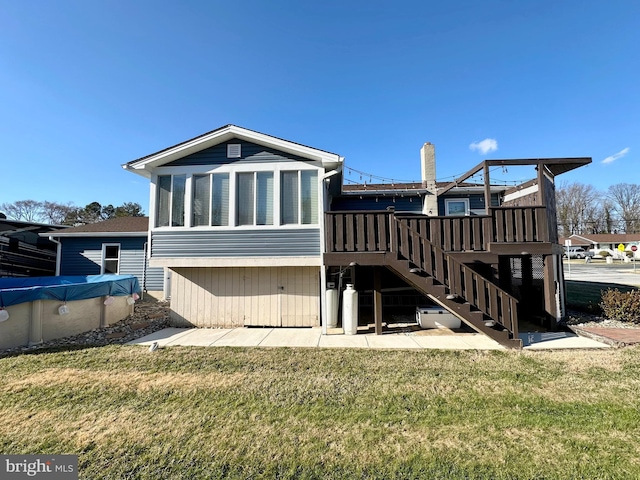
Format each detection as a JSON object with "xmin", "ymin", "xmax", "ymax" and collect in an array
[{"xmin": 1, "ymin": 0, "xmax": 638, "ymax": 215}]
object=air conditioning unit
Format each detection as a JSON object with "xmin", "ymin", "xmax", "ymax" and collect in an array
[{"xmin": 416, "ymin": 306, "xmax": 461, "ymax": 329}]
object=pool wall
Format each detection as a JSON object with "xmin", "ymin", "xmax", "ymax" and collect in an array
[
  {"xmin": 0, "ymin": 297, "xmax": 132, "ymax": 350},
  {"xmin": 0, "ymin": 275, "xmax": 139, "ymax": 350}
]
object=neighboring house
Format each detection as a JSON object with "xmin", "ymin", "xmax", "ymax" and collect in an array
[
  {"xmin": 560, "ymin": 233, "xmax": 640, "ymax": 259},
  {"xmin": 43, "ymin": 217, "xmax": 166, "ymax": 299},
  {"xmin": 123, "ymin": 124, "xmax": 591, "ymax": 348},
  {"xmin": 0, "ymin": 217, "xmax": 64, "ymax": 277}
]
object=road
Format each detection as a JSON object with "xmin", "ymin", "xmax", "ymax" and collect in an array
[{"xmin": 563, "ymin": 260, "xmax": 640, "ymax": 287}]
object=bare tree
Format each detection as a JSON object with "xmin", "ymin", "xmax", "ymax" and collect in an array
[
  {"xmin": 41, "ymin": 201, "xmax": 77, "ymax": 225},
  {"xmin": 0, "ymin": 200, "xmax": 43, "ymax": 222},
  {"xmin": 608, "ymin": 183, "xmax": 640, "ymax": 233},
  {"xmin": 555, "ymin": 182, "xmax": 602, "ymax": 236}
]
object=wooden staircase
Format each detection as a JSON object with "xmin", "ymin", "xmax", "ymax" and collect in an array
[
  {"xmin": 325, "ymin": 211, "xmax": 523, "ymax": 348},
  {"xmin": 388, "ymin": 217, "xmax": 521, "ymax": 348}
]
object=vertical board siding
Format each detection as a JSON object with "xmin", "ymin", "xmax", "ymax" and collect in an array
[{"xmin": 170, "ymin": 266, "xmax": 319, "ymax": 328}]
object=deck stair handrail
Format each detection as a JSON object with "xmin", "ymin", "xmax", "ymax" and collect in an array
[{"xmin": 393, "ymin": 217, "xmax": 519, "ymax": 336}]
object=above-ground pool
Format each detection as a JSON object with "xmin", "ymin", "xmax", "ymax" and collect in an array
[{"xmin": 0, "ymin": 275, "xmax": 140, "ymax": 350}]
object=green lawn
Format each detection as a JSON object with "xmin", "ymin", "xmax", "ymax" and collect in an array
[
  {"xmin": 566, "ymin": 280, "xmax": 636, "ymax": 313},
  {"xmin": 2, "ymin": 346, "xmax": 640, "ymax": 479}
]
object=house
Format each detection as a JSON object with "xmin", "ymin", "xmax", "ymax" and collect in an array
[
  {"xmin": 124, "ymin": 124, "xmax": 591, "ymax": 348},
  {"xmin": 560, "ymin": 233, "xmax": 640, "ymax": 259},
  {"xmin": 0, "ymin": 217, "xmax": 64, "ymax": 277},
  {"xmin": 43, "ymin": 216, "xmax": 166, "ymax": 299}
]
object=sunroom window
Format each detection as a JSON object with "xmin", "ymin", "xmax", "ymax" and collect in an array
[
  {"xmin": 156, "ymin": 174, "xmax": 186, "ymax": 227},
  {"xmin": 237, "ymin": 172, "xmax": 273, "ymax": 226},
  {"xmin": 192, "ymin": 173, "xmax": 230, "ymax": 226},
  {"xmin": 281, "ymin": 170, "xmax": 318, "ymax": 225}
]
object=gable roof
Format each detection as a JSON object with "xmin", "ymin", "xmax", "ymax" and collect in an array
[
  {"xmin": 123, "ymin": 124, "xmax": 343, "ymax": 178},
  {"xmin": 43, "ymin": 217, "xmax": 149, "ymax": 238},
  {"xmin": 568, "ymin": 233, "xmax": 640, "ymax": 244}
]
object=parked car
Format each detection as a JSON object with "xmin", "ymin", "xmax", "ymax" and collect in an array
[{"xmin": 563, "ymin": 247, "xmax": 594, "ymax": 259}]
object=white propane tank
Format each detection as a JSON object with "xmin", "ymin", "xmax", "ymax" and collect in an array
[
  {"xmin": 342, "ymin": 284, "xmax": 358, "ymax": 335},
  {"xmin": 326, "ymin": 288, "xmax": 338, "ymax": 328}
]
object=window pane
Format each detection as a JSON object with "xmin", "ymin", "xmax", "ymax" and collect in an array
[
  {"xmin": 104, "ymin": 260, "xmax": 119, "ymax": 274},
  {"xmin": 105, "ymin": 245, "xmax": 119, "ymax": 259},
  {"xmin": 171, "ymin": 175, "xmax": 186, "ymax": 227},
  {"xmin": 301, "ymin": 171, "xmax": 318, "ymax": 224},
  {"xmin": 256, "ymin": 172, "xmax": 273, "ymax": 225},
  {"xmin": 212, "ymin": 174, "xmax": 229, "ymax": 226},
  {"xmin": 281, "ymin": 171, "xmax": 299, "ymax": 225},
  {"xmin": 156, "ymin": 176, "xmax": 171, "ymax": 227},
  {"xmin": 192, "ymin": 175, "xmax": 210, "ymax": 226},
  {"xmin": 237, "ymin": 172, "xmax": 254, "ymax": 226}
]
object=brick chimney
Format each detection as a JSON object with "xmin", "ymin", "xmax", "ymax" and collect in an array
[{"xmin": 421, "ymin": 142, "xmax": 438, "ymax": 215}]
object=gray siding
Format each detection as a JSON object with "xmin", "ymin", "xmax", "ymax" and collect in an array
[
  {"xmin": 151, "ymin": 229, "xmax": 321, "ymax": 257},
  {"xmin": 59, "ymin": 237, "xmax": 163, "ymax": 291},
  {"xmin": 165, "ymin": 140, "xmax": 317, "ymax": 167}
]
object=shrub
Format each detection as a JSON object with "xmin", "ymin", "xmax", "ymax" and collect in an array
[
  {"xmin": 598, "ymin": 250, "xmax": 611, "ymax": 257},
  {"xmin": 600, "ymin": 288, "xmax": 640, "ymax": 323}
]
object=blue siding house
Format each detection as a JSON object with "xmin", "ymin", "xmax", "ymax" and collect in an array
[
  {"xmin": 122, "ymin": 124, "xmax": 591, "ymax": 348},
  {"xmin": 45, "ymin": 217, "xmax": 166, "ymax": 299}
]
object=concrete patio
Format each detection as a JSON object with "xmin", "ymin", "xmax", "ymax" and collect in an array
[{"xmin": 128, "ymin": 327, "xmax": 610, "ymax": 350}]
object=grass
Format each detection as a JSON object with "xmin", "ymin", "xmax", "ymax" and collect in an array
[
  {"xmin": 566, "ymin": 280, "xmax": 636, "ymax": 313},
  {"xmin": 2, "ymin": 345, "xmax": 640, "ymax": 479}
]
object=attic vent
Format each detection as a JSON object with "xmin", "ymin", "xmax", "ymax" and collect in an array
[{"xmin": 227, "ymin": 144, "xmax": 241, "ymax": 158}]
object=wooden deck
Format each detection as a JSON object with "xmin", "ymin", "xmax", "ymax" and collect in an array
[{"xmin": 324, "ymin": 209, "xmax": 557, "ymax": 349}]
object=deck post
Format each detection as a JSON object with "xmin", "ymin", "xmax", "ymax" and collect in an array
[
  {"xmin": 373, "ymin": 267, "xmax": 383, "ymax": 335},
  {"xmin": 483, "ymin": 162, "xmax": 491, "ymax": 214}
]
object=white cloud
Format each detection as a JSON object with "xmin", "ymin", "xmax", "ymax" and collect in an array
[
  {"xmin": 602, "ymin": 147, "xmax": 630, "ymax": 164},
  {"xmin": 469, "ymin": 138, "xmax": 498, "ymax": 155}
]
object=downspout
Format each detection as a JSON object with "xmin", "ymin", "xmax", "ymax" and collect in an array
[
  {"xmin": 141, "ymin": 242, "xmax": 148, "ymax": 301},
  {"xmin": 48, "ymin": 236, "xmax": 62, "ymax": 276}
]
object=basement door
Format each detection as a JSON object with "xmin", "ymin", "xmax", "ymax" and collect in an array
[{"xmin": 243, "ymin": 267, "xmax": 319, "ymax": 328}]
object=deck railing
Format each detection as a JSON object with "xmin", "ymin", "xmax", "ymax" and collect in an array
[{"xmin": 325, "ymin": 207, "xmax": 550, "ymax": 254}]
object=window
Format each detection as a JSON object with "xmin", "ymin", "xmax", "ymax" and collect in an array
[
  {"xmin": 237, "ymin": 172, "xmax": 273, "ymax": 226},
  {"xmin": 280, "ymin": 171, "xmax": 298, "ymax": 225},
  {"xmin": 193, "ymin": 174, "xmax": 230, "ymax": 226},
  {"xmin": 192, "ymin": 175, "xmax": 210, "ymax": 226},
  {"xmin": 159, "ymin": 168, "xmax": 317, "ymax": 228},
  {"xmin": 102, "ymin": 244, "xmax": 120, "ymax": 274},
  {"xmin": 211, "ymin": 173, "xmax": 229, "ymax": 226},
  {"xmin": 237, "ymin": 172, "xmax": 254, "ymax": 226},
  {"xmin": 281, "ymin": 170, "xmax": 318, "ymax": 225},
  {"xmin": 156, "ymin": 174, "xmax": 186, "ymax": 227},
  {"xmin": 444, "ymin": 198, "xmax": 469, "ymax": 216},
  {"xmin": 301, "ymin": 170, "xmax": 318, "ymax": 224}
]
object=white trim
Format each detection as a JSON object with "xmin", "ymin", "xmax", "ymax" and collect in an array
[
  {"xmin": 49, "ymin": 232, "xmax": 146, "ymax": 238},
  {"xmin": 101, "ymin": 243, "xmax": 121, "ymax": 274},
  {"xmin": 149, "ymin": 256, "xmax": 322, "ymax": 268},
  {"xmin": 124, "ymin": 125, "xmax": 342, "ymax": 177},
  {"xmin": 503, "ymin": 184, "xmax": 539, "ymax": 203}
]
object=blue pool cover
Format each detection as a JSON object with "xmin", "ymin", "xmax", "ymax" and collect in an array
[{"xmin": 0, "ymin": 275, "xmax": 140, "ymax": 308}]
